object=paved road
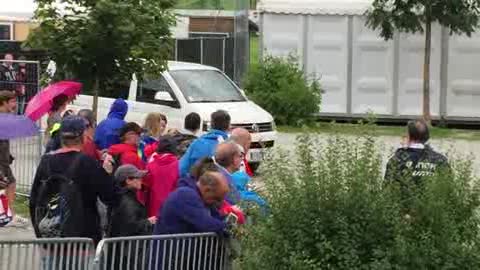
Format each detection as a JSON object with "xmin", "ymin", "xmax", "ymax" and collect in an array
[{"xmin": 275, "ymin": 132, "xmax": 480, "ymax": 174}]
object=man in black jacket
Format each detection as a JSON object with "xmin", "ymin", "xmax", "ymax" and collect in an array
[
  {"xmin": 107, "ymin": 164, "xmax": 156, "ymax": 270},
  {"xmin": 385, "ymin": 119, "xmax": 449, "ymax": 186},
  {"xmin": 107, "ymin": 164, "xmax": 156, "ymax": 237},
  {"xmin": 30, "ymin": 116, "xmax": 118, "ymax": 244}
]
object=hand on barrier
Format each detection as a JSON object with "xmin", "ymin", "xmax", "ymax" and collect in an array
[
  {"xmin": 148, "ymin": 216, "xmax": 157, "ymax": 224},
  {"xmin": 102, "ymin": 154, "xmax": 114, "ymax": 174}
]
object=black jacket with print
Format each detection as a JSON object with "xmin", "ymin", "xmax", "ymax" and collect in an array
[{"xmin": 385, "ymin": 144, "xmax": 449, "ymax": 185}]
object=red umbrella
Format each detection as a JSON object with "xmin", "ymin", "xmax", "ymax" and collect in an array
[{"xmin": 25, "ymin": 81, "xmax": 82, "ymax": 121}]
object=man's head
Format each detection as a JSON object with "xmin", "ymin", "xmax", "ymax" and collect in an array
[
  {"xmin": 119, "ymin": 122, "xmax": 142, "ymax": 146},
  {"xmin": 51, "ymin": 94, "xmax": 69, "ymax": 113},
  {"xmin": 190, "ymin": 157, "xmax": 219, "ymax": 179},
  {"xmin": 78, "ymin": 109, "xmax": 96, "ymax": 137},
  {"xmin": 78, "ymin": 109, "xmax": 96, "ymax": 129},
  {"xmin": 0, "ymin": 91, "xmax": 16, "ymax": 113},
  {"xmin": 114, "ymin": 164, "xmax": 147, "ymax": 190},
  {"xmin": 230, "ymin": 128, "xmax": 252, "ymax": 153},
  {"xmin": 407, "ymin": 119, "xmax": 430, "ymax": 144},
  {"xmin": 197, "ymin": 171, "xmax": 229, "ymax": 207},
  {"xmin": 3, "ymin": 54, "xmax": 13, "ymax": 67},
  {"xmin": 60, "ymin": 115, "xmax": 86, "ymax": 147},
  {"xmin": 211, "ymin": 110, "xmax": 231, "ymax": 132},
  {"xmin": 215, "ymin": 142, "xmax": 243, "ymax": 173},
  {"xmin": 184, "ymin": 112, "xmax": 201, "ymax": 133}
]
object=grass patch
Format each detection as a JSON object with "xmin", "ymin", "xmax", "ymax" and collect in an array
[
  {"xmin": 13, "ymin": 195, "xmax": 30, "ymax": 218},
  {"xmin": 250, "ymin": 35, "xmax": 259, "ymax": 69},
  {"xmin": 278, "ymin": 122, "xmax": 480, "ymax": 141}
]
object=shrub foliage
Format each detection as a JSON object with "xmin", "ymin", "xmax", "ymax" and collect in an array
[
  {"xmin": 240, "ymin": 126, "xmax": 480, "ymax": 269},
  {"xmin": 243, "ymin": 56, "xmax": 321, "ymax": 126}
]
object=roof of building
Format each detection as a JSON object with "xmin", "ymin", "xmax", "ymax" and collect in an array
[{"xmin": 258, "ymin": 0, "xmax": 373, "ymax": 16}]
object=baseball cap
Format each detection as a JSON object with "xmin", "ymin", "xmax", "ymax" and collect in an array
[
  {"xmin": 60, "ymin": 115, "xmax": 86, "ymax": 138},
  {"xmin": 114, "ymin": 164, "xmax": 147, "ymax": 184},
  {"xmin": 119, "ymin": 122, "xmax": 142, "ymax": 138}
]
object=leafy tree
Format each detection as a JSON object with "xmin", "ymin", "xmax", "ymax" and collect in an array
[
  {"xmin": 365, "ymin": 0, "xmax": 480, "ymax": 122},
  {"xmin": 27, "ymin": 0, "xmax": 176, "ymax": 118},
  {"xmin": 243, "ymin": 55, "xmax": 321, "ymax": 126}
]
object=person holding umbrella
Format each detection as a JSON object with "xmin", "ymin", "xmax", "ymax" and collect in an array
[{"xmin": 45, "ymin": 94, "xmax": 69, "ymax": 143}]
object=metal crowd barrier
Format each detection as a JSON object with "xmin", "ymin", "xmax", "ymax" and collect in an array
[
  {"xmin": 9, "ymin": 134, "xmax": 43, "ymax": 195},
  {"xmin": 93, "ymin": 233, "xmax": 231, "ymax": 270},
  {"xmin": 0, "ymin": 238, "xmax": 95, "ymax": 270}
]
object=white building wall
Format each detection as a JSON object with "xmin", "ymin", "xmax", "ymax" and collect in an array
[{"xmin": 261, "ymin": 11, "xmax": 480, "ymax": 120}]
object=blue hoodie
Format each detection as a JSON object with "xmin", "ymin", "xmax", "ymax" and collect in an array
[
  {"xmin": 94, "ymin": 99, "xmax": 128, "ymax": 150},
  {"xmin": 179, "ymin": 129, "xmax": 229, "ymax": 177}
]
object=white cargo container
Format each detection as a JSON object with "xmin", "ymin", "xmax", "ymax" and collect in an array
[{"xmin": 259, "ymin": 0, "xmax": 480, "ymax": 121}]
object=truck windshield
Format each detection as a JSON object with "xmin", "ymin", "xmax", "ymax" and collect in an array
[{"xmin": 169, "ymin": 70, "xmax": 246, "ymax": 103}]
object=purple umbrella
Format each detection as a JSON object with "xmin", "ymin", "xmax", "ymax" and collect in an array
[{"xmin": 0, "ymin": 113, "xmax": 40, "ymax": 140}]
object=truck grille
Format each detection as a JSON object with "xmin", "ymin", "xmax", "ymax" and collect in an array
[
  {"xmin": 231, "ymin": 122, "xmax": 273, "ymax": 133},
  {"xmin": 250, "ymin": 140, "xmax": 275, "ymax": 149}
]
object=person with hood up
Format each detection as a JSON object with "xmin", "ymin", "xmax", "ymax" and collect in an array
[
  {"xmin": 143, "ymin": 136, "xmax": 179, "ymax": 219},
  {"xmin": 94, "ymin": 98, "xmax": 128, "ymax": 150},
  {"xmin": 107, "ymin": 122, "xmax": 145, "ymax": 170},
  {"xmin": 179, "ymin": 110, "xmax": 230, "ymax": 178}
]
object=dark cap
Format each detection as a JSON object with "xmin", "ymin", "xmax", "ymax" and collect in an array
[
  {"xmin": 119, "ymin": 122, "xmax": 142, "ymax": 138},
  {"xmin": 60, "ymin": 115, "xmax": 86, "ymax": 137},
  {"xmin": 114, "ymin": 164, "xmax": 147, "ymax": 184}
]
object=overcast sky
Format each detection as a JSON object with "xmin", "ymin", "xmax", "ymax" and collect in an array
[{"xmin": 3, "ymin": 0, "xmax": 36, "ymax": 13}]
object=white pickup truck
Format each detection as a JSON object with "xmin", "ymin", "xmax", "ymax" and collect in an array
[{"xmin": 69, "ymin": 61, "xmax": 276, "ymax": 169}]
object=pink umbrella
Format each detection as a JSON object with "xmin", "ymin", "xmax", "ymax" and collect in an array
[{"xmin": 25, "ymin": 81, "xmax": 82, "ymax": 121}]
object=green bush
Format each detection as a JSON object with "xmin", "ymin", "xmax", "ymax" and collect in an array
[
  {"xmin": 243, "ymin": 55, "xmax": 321, "ymax": 126},
  {"xmin": 240, "ymin": 126, "xmax": 480, "ymax": 269}
]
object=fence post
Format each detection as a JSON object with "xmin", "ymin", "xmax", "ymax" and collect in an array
[
  {"xmin": 175, "ymin": 39, "xmax": 179, "ymax": 61},
  {"xmin": 222, "ymin": 38, "xmax": 226, "ymax": 72},
  {"xmin": 200, "ymin": 37, "xmax": 204, "ymax": 65}
]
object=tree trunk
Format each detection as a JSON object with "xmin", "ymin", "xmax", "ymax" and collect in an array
[
  {"xmin": 92, "ymin": 75, "xmax": 100, "ymax": 121},
  {"xmin": 423, "ymin": 16, "xmax": 432, "ymax": 123}
]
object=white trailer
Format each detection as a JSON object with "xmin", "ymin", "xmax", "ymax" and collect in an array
[{"xmin": 259, "ymin": 0, "xmax": 480, "ymax": 122}]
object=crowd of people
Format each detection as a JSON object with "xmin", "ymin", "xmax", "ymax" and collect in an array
[
  {"xmin": 0, "ymin": 53, "xmax": 37, "ymax": 115},
  {"xmin": 20, "ymin": 96, "xmax": 263, "ymax": 244},
  {"xmin": 0, "ymin": 88, "xmax": 452, "ymax": 266}
]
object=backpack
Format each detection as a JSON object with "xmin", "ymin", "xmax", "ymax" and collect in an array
[{"xmin": 34, "ymin": 154, "xmax": 86, "ymax": 238}]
